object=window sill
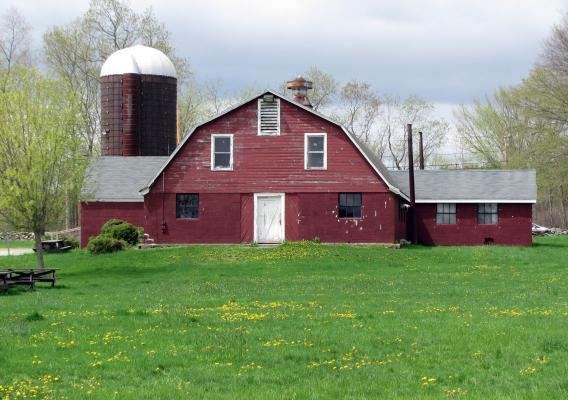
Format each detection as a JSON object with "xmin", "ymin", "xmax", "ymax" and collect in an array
[
  {"xmin": 211, "ymin": 168, "xmax": 233, "ymax": 171},
  {"xmin": 305, "ymin": 167, "xmax": 327, "ymax": 170},
  {"xmin": 176, "ymin": 217, "xmax": 199, "ymax": 220}
]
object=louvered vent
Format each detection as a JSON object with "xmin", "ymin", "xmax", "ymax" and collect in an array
[{"xmin": 258, "ymin": 97, "xmax": 280, "ymax": 135}]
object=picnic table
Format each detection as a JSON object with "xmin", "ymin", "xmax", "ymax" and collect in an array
[
  {"xmin": 33, "ymin": 240, "xmax": 71, "ymax": 253},
  {"xmin": 0, "ymin": 268, "xmax": 58, "ymax": 291}
]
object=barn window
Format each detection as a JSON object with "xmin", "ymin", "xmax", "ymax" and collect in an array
[
  {"xmin": 176, "ymin": 194, "xmax": 199, "ymax": 219},
  {"xmin": 258, "ymin": 96, "xmax": 280, "ymax": 135},
  {"xmin": 211, "ymin": 134, "xmax": 233, "ymax": 170},
  {"xmin": 436, "ymin": 203, "xmax": 456, "ymax": 224},
  {"xmin": 305, "ymin": 133, "xmax": 327, "ymax": 169},
  {"xmin": 339, "ymin": 193, "xmax": 362, "ymax": 218},
  {"xmin": 478, "ymin": 203, "xmax": 498, "ymax": 224}
]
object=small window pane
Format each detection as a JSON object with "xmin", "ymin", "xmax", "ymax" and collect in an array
[
  {"xmin": 214, "ymin": 153, "xmax": 231, "ymax": 168},
  {"xmin": 308, "ymin": 136, "xmax": 324, "ymax": 151},
  {"xmin": 338, "ymin": 193, "xmax": 362, "ymax": 219},
  {"xmin": 436, "ymin": 203, "xmax": 456, "ymax": 225},
  {"xmin": 215, "ymin": 137, "xmax": 231, "ymax": 152},
  {"xmin": 308, "ymin": 153, "xmax": 324, "ymax": 168},
  {"xmin": 478, "ymin": 203, "xmax": 498, "ymax": 224},
  {"xmin": 176, "ymin": 194, "xmax": 199, "ymax": 219}
]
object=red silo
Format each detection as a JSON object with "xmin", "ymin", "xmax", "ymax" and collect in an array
[{"xmin": 100, "ymin": 45, "xmax": 177, "ymax": 156}]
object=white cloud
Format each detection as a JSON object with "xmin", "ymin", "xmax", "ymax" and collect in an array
[{"xmin": 4, "ymin": 0, "xmax": 568, "ymax": 104}]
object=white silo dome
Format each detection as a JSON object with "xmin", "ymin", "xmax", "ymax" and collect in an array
[{"xmin": 100, "ymin": 45, "xmax": 177, "ymax": 78}]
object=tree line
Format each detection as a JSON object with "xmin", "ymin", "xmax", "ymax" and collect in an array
[{"xmin": 454, "ymin": 16, "xmax": 568, "ymax": 227}]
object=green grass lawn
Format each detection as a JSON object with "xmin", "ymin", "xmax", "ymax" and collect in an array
[
  {"xmin": 0, "ymin": 239, "xmax": 33, "ymax": 249},
  {"xmin": 1, "ymin": 237, "xmax": 568, "ymax": 399}
]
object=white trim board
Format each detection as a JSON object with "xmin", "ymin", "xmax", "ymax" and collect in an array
[
  {"xmin": 304, "ymin": 133, "xmax": 327, "ymax": 170},
  {"xmin": 257, "ymin": 97, "xmax": 281, "ymax": 136},
  {"xmin": 417, "ymin": 199, "xmax": 536, "ymax": 204},
  {"xmin": 210, "ymin": 133, "xmax": 234, "ymax": 171},
  {"xmin": 253, "ymin": 193, "xmax": 285, "ymax": 244}
]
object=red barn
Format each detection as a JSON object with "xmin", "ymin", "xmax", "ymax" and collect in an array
[
  {"xmin": 81, "ymin": 88, "xmax": 536, "ymax": 247},
  {"xmin": 81, "ymin": 46, "xmax": 536, "ymax": 247}
]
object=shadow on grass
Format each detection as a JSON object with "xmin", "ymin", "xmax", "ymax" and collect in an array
[
  {"xmin": 532, "ymin": 242, "xmax": 568, "ymax": 248},
  {"xmin": 0, "ymin": 284, "xmax": 69, "ymax": 296}
]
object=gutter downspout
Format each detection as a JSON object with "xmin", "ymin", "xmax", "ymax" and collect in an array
[
  {"xmin": 407, "ymin": 124, "xmax": 418, "ymax": 244},
  {"xmin": 419, "ymin": 131, "xmax": 425, "ymax": 170},
  {"xmin": 161, "ymin": 171, "xmax": 167, "ymax": 235}
]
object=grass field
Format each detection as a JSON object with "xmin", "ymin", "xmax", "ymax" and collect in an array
[
  {"xmin": 0, "ymin": 239, "xmax": 33, "ymax": 249},
  {"xmin": 1, "ymin": 237, "xmax": 568, "ymax": 399}
]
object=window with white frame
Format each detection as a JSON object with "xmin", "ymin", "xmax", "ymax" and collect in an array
[
  {"xmin": 436, "ymin": 203, "xmax": 456, "ymax": 224},
  {"xmin": 258, "ymin": 95, "xmax": 280, "ymax": 135},
  {"xmin": 478, "ymin": 203, "xmax": 498, "ymax": 224},
  {"xmin": 305, "ymin": 133, "xmax": 327, "ymax": 169},
  {"xmin": 211, "ymin": 134, "xmax": 233, "ymax": 170}
]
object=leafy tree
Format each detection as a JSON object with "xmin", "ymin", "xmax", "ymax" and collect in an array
[{"xmin": 0, "ymin": 68, "xmax": 86, "ymax": 269}]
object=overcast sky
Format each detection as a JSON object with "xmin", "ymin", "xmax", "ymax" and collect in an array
[{"xmin": 5, "ymin": 0, "xmax": 568, "ymax": 127}]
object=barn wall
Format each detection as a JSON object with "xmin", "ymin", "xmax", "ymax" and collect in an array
[
  {"xmin": 80, "ymin": 201, "xmax": 145, "ymax": 247},
  {"xmin": 289, "ymin": 192, "xmax": 397, "ymax": 243},
  {"xmin": 416, "ymin": 203, "xmax": 532, "ymax": 246},
  {"xmin": 144, "ymin": 193, "xmax": 241, "ymax": 244},
  {"xmin": 143, "ymin": 192, "xmax": 398, "ymax": 244},
  {"xmin": 148, "ymin": 99, "xmax": 390, "ymax": 194}
]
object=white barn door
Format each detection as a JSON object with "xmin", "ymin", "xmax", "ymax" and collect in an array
[{"xmin": 255, "ymin": 194, "xmax": 284, "ymax": 244}]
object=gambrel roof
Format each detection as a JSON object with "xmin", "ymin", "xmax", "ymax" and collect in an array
[{"xmin": 139, "ymin": 90, "xmax": 408, "ymax": 199}]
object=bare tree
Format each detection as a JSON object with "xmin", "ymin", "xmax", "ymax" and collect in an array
[
  {"xmin": 279, "ymin": 66, "xmax": 338, "ymax": 111},
  {"xmin": 336, "ymin": 80, "xmax": 380, "ymax": 143},
  {"xmin": 375, "ymin": 95, "xmax": 448, "ymax": 169},
  {"xmin": 0, "ymin": 7, "xmax": 31, "ymax": 90}
]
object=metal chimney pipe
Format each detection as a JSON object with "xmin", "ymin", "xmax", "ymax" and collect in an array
[
  {"xmin": 407, "ymin": 124, "xmax": 418, "ymax": 244},
  {"xmin": 419, "ymin": 131, "xmax": 425, "ymax": 170}
]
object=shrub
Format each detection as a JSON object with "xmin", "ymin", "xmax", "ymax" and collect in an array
[
  {"xmin": 108, "ymin": 223, "xmax": 140, "ymax": 246},
  {"xmin": 100, "ymin": 219, "xmax": 126, "ymax": 235},
  {"xmin": 87, "ymin": 235, "xmax": 126, "ymax": 254},
  {"xmin": 99, "ymin": 219, "xmax": 142, "ymax": 246},
  {"xmin": 60, "ymin": 233, "xmax": 79, "ymax": 249}
]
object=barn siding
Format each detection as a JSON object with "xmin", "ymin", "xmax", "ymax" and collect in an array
[
  {"xmin": 148, "ymin": 100, "xmax": 390, "ymax": 195},
  {"xmin": 80, "ymin": 201, "xmax": 146, "ymax": 247},
  {"xmin": 144, "ymin": 193, "xmax": 241, "ymax": 244},
  {"xmin": 142, "ymin": 192, "xmax": 398, "ymax": 244},
  {"xmin": 293, "ymin": 192, "xmax": 397, "ymax": 243},
  {"xmin": 416, "ymin": 203, "xmax": 532, "ymax": 246}
]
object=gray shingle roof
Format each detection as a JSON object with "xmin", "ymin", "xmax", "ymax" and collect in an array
[
  {"xmin": 82, "ymin": 156, "xmax": 168, "ymax": 201},
  {"xmin": 390, "ymin": 169, "xmax": 537, "ymax": 203}
]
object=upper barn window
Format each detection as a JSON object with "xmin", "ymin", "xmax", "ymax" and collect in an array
[
  {"xmin": 258, "ymin": 95, "xmax": 280, "ymax": 135},
  {"xmin": 305, "ymin": 133, "xmax": 327, "ymax": 169},
  {"xmin": 478, "ymin": 203, "xmax": 498, "ymax": 224},
  {"xmin": 211, "ymin": 134, "xmax": 233, "ymax": 170},
  {"xmin": 436, "ymin": 203, "xmax": 456, "ymax": 224}
]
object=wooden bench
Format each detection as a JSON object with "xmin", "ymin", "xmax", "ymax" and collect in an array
[{"xmin": 0, "ymin": 269, "xmax": 58, "ymax": 291}]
